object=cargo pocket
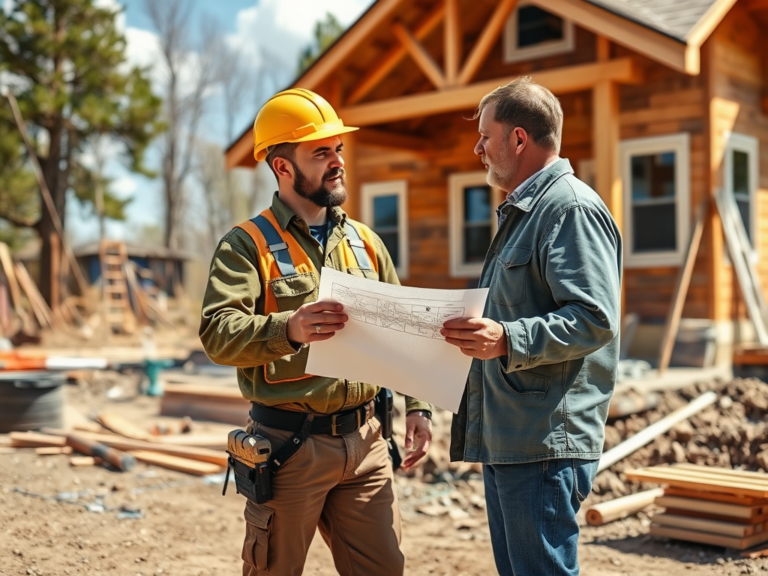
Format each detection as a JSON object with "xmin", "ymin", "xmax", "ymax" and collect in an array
[
  {"xmin": 269, "ymin": 272, "xmax": 318, "ymax": 312},
  {"xmin": 242, "ymin": 504, "xmax": 274, "ymax": 571},
  {"xmin": 491, "ymin": 246, "xmax": 532, "ymax": 308},
  {"xmin": 347, "ymin": 267, "xmax": 379, "ymax": 281}
]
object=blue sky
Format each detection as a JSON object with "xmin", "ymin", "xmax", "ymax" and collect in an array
[{"xmin": 69, "ymin": 0, "xmax": 375, "ymax": 245}]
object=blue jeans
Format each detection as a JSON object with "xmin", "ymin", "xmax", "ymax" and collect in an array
[{"xmin": 483, "ymin": 459, "xmax": 599, "ymax": 576}]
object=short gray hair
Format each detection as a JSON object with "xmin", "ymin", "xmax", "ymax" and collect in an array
[{"xmin": 473, "ymin": 77, "xmax": 563, "ymax": 153}]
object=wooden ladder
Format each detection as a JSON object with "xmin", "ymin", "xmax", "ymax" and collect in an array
[
  {"xmin": 99, "ymin": 240, "xmax": 133, "ymax": 333},
  {"xmin": 715, "ymin": 190, "xmax": 768, "ymax": 345}
]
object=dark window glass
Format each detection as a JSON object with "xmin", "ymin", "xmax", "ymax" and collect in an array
[
  {"xmin": 373, "ymin": 195, "xmax": 398, "ymax": 228},
  {"xmin": 732, "ymin": 150, "xmax": 751, "ymax": 243},
  {"xmin": 633, "ymin": 204, "xmax": 676, "ymax": 252},
  {"xmin": 372, "ymin": 194, "xmax": 400, "ymax": 267},
  {"xmin": 517, "ymin": 6, "xmax": 564, "ymax": 48},
  {"xmin": 465, "ymin": 227, "xmax": 491, "ymax": 263},
  {"xmin": 463, "ymin": 185, "xmax": 492, "ymax": 263},
  {"xmin": 464, "ymin": 186, "xmax": 491, "ymax": 222},
  {"xmin": 379, "ymin": 231, "xmax": 399, "ymax": 266},
  {"xmin": 733, "ymin": 150, "xmax": 749, "ymax": 196},
  {"xmin": 630, "ymin": 152, "xmax": 676, "ymax": 201}
]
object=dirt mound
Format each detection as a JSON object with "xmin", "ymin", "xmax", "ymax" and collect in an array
[{"xmin": 594, "ymin": 378, "xmax": 768, "ymax": 499}]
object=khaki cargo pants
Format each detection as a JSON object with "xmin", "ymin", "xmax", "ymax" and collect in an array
[{"xmin": 241, "ymin": 413, "xmax": 404, "ymax": 576}]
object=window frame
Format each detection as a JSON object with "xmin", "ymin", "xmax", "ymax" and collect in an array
[
  {"xmin": 723, "ymin": 132, "xmax": 759, "ymax": 259},
  {"xmin": 620, "ymin": 133, "xmax": 691, "ymax": 268},
  {"xmin": 503, "ymin": 1, "xmax": 575, "ymax": 64},
  {"xmin": 360, "ymin": 180, "xmax": 409, "ymax": 279},
  {"xmin": 448, "ymin": 171, "xmax": 500, "ymax": 278}
]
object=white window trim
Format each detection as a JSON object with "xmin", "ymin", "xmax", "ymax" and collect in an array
[
  {"xmin": 621, "ymin": 133, "xmax": 691, "ymax": 268},
  {"xmin": 361, "ymin": 180, "xmax": 409, "ymax": 279},
  {"xmin": 504, "ymin": 1, "xmax": 575, "ymax": 64},
  {"xmin": 449, "ymin": 171, "xmax": 500, "ymax": 278},
  {"xmin": 723, "ymin": 132, "xmax": 759, "ymax": 261}
]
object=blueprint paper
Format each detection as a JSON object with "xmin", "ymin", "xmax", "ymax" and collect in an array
[{"xmin": 305, "ymin": 267, "xmax": 489, "ymax": 413}]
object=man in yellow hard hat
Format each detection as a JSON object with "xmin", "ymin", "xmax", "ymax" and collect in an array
[{"xmin": 200, "ymin": 88, "xmax": 433, "ymax": 576}]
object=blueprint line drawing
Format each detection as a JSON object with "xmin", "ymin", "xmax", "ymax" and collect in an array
[{"xmin": 331, "ymin": 283, "xmax": 464, "ymax": 339}]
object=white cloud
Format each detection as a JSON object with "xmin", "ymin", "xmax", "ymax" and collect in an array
[{"xmin": 226, "ymin": 0, "xmax": 374, "ymax": 74}]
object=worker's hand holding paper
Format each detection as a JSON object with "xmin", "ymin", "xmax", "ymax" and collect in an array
[{"xmin": 305, "ymin": 267, "xmax": 489, "ymax": 413}]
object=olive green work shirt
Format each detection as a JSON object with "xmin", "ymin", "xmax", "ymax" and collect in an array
[{"xmin": 199, "ymin": 192, "xmax": 432, "ymax": 415}]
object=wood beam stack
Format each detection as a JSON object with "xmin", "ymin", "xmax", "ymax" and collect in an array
[{"xmin": 626, "ymin": 464, "xmax": 768, "ymax": 549}]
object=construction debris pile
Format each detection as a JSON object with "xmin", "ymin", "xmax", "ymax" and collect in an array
[{"xmin": 594, "ymin": 377, "xmax": 768, "ymax": 499}]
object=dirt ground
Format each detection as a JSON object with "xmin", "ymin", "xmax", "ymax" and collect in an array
[{"xmin": 3, "ymin": 372, "xmax": 768, "ymax": 575}]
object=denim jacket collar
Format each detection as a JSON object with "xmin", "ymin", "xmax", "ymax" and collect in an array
[{"xmin": 508, "ymin": 158, "xmax": 574, "ymax": 214}]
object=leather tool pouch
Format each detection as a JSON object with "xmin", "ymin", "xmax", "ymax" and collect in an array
[{"xmin": 223, "ymin": 430, "xmax": 273, "ymax": 504}]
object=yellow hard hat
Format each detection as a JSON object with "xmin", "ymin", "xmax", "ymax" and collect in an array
[{"xmin": 253, "ymin": 88, "xmax": 359, "ymax": 162}]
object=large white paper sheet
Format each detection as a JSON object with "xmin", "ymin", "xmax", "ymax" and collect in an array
[{"xmin": 305, "ymin": 267, "xmax": 489, "ymax": 413}]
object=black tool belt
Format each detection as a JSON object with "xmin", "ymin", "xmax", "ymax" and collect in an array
[{"xmin": 249, "ymin": 401, "xmax": 373, "ymax": 437}]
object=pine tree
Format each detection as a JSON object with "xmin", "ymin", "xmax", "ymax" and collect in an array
[{"xmin": 0, "ymin": 0, "xmax": 163, "ymax": 304}]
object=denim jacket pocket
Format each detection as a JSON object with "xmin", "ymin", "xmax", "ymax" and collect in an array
[
  {"xmin": 269, "ymin": 272, "xmax": 318, "ymax": 312},
  {"xmin": 496, "ymin": 361, "xmax": 550, "ymax": 398},
  {"xmin": 491, "ymin": 246, "xmax": 532, "ymax": 308}
]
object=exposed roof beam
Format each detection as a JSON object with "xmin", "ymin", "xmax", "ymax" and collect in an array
[
  {"xmin": 340, "ymin": 58, "xmax": 642, "ymax": 126},
  {"xmin": 392, "ymin": 21, "xmax": 446, "ymax": 89},
  {"xmin": 444, "ymin": 0, "xmax": 461, "ymax": 85},
  {"xmin": 226, "ymin": 127, "xmax": 256, "ymax": 169},
  {"xmin": 347, "ymin": 5, "xmax": 445, "ymax": 105},
  {"xmin": 457, "ymin": 0, "xmax": 518, "ymax": 85},
  {"xmin": 298, "ymin": 0, "xmax": 407, "ymax": 90},
  {"xmin": 684, "ymin": 0, "xmax": 739, "ymax": 73}
]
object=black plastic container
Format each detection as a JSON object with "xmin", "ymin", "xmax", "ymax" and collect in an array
[{"xmin": 0, "ymin": 371, "xmax": 66, "ymax": 432}]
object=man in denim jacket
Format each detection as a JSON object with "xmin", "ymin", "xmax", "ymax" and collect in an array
[{"xmin": 442, "ymin": 77, "xmax": 622, "ymax": 576}]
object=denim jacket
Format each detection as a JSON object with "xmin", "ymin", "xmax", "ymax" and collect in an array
[{"xmin": 450, "ymin": 159, "xmax": 622, "ymax": 463}]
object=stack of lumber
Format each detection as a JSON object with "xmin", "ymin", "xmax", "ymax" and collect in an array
[
  {"xmin": 625, "ymin": 463, "xmax": 768, "ymax": 550},
  {"xmin": 160, "ymin": 383, "xmax": 249, "ymax": 425},
  {"xmin": 4, "ymin": 411, "xmax": 228, "ymax": 477}
]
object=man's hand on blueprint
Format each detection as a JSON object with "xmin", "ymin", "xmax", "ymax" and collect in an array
[
  {"xmin": 287, "ymin": 300, "xmax": 348, "ymax": 344},
  {"xmin": 441, "ymin": 317, "xmax": 507, "ymax": 360},
  {"xmin": 401, "ymin": 412, "xmax": 433, "ymax": 471}
]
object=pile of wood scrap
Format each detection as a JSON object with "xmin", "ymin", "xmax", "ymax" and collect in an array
[
  {"xmin": 4, "ymin": 411, "xmax": 227, "ymax": 477},
  {"xmin": 626, "ymin": 463, "xmax": 768, "ymax": 551}
]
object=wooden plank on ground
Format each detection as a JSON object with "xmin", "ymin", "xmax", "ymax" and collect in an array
[
  {"xmin": 96, "ymin": 412, "xmax": 152, "ymax": 441},
  {"xmin": 650, "ymin": 523, "xmax": 768, "ymax": 550},
  {"xmin": 10, "ymin": 432, "xmax": 67, "ymax": 448},
  {"xmin": 129, "ymin": 450, "xmax": 223, "ymax": 476},
  {"xmin": 653, "ymin": 512, "xmax": 767, "ymax": 538},
  {"xmin": 40, "ymin": 428, "xmax": 227, "ymax": 467},
  {"xmin": 664, "ymin": 507, "xmax": 768, "ymax": 525},
  {"xmin": 153, "ymin": 434, "xmax": 227, "ymax": 449},
  {"xmin": 656, "ymin": 495, "xmax": 768, "ymax": 520},
  {"xmin": 664, "ymin": 486, "xmax": 768, "ymax": 506},
  {"xmin": 70, "ymin": 456, "xmax": 98, "ymax": 467},
  {"xmin": 35, "ymin": 446, "xmax": 73, "ymax": 455},
  {"xmin": 625, "ymin": 465, "xmax": 768, "ymax": 498}
]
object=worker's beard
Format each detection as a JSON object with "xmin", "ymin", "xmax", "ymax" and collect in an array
[{"xmin": 293, "ymin": 163, "xmax": 348, "ymax": 208}]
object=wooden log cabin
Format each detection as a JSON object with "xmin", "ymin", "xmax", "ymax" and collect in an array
[{"xmin": 225, "ymin": 0, "xmax": 768, "ymax": 366}]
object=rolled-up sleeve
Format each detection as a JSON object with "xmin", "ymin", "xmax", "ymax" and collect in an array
[{"xmin": 501, "ymin": 204, "xmax": 621, "ymax": 372}]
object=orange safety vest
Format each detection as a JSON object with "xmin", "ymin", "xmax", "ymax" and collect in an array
[{"xmin": 236, "ymin": 207, "xmax": 380, "ymax": 383}]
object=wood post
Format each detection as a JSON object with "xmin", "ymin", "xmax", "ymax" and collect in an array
[
  {"xmin": 444, "ymin": 0, "xmax": 461, "ymax": 86},
  {"xmin": 457, "ymin": 0, "xmax": 518, "ymax": 85},
  {"xmin": 342, "ymin": 131, "xmax": 359, "ymax": 220},
  {"xmin": 50, "ymin": 232, "xmax": 60, "ymax": 319}
]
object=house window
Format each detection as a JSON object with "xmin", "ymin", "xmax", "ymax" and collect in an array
[
  {"xmin": 724, "ymin": 133, "xmax": 759, "ymax": 252},
  {"xmin": 504, "ymin": 2, "xmax": 574, "ymax": 63},
  {"xmin": 361, "ymin": 180, "xmax": 408, "ymax": 278},
  {"xmin": 449, "ymin": 172, "xmax": 500, "ymax": 277},
  {"xmin": 620, "ymin": 134, "xmax": 690, "ymax": 268}
]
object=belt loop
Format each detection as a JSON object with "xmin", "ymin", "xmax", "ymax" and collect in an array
[
  {"xmin": 356, "ymin": 407, "xmax": 361, "ymax": 429},
  {"xmin": 331, "ymin": 414, "xmax": 339, "ymax": 436}
]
